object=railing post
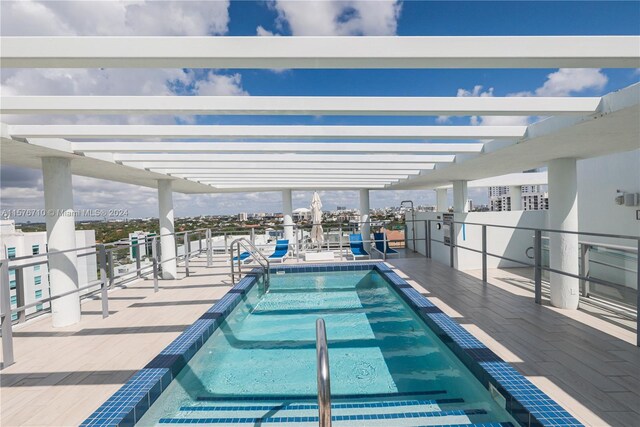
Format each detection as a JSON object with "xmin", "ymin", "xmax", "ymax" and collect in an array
[
  {"xmin": 97, "ymin": 244, "xmax": 109, "ymax": 318},
  {"xmin": 1, "ymin": 259, "xmax": 15, "ymax": 367},
  {"xmin": 135, "ymin": 241, "xmax": 141, "ymax": 278},
  {"xmin": 230, "ymin": 241, "xmax": 236, "ymax": 286},
  {"xmin": 152, "ymin": 237, "xmax": 159, "ymax": 292},
  {"xmin": 224, "ymin": 233, "xmax": 229, "ymax": 255},
  {"xmin": 107, "ymin": 250, "xmax": 115, "ymax": 289},
  {"xmin": 206, "ymin": 229, "xmax": 213, "ymax": 267},
  {"xmin": 199, "ymin": 231, "xmax": 203, "ymax": 254},
  {"xmin": 15, "ymin": 268, "xmax": 26, "ymax": 323},
  {"xmin": 636, "ymin": 238, "xmax": 639, "ymax": 347},
  {"xmin": 404, "ymin": 222, "xmax": 409, "ymax": 250},
  {"xmin": 382, "ymin": 229, "xmax": 387, "ymax": 261},
  {"xmin": 426, "ymin": 220, "xmax": 431, "ymax": 259},
  {"xmin": 155, "ymin": 237, "xmax": 162, "ymax": 276},
  {"xmin": 482, "ymin": 225, "xmax": 487, "ymax": 284},
  {"xmin": 449, "ymin": 222, "xmax": 455, "ymax": 268},
  {"xmin": 184, "ymin": 232, "xmax": 190, "ymax": 278},
  {"xmin": 534, "ymin": 230, "xmax": 542, "ymax": 305},
  {"xmin": 339, "ymin": 225, "xmax": 343, "ymax": 260},
  {"xmin": 250, "ymin": 227, "xmax": 255, "ymax": 245},
  {"xmin": 580, "ymin": 243, "xmax": 590, "ymax": 297}
]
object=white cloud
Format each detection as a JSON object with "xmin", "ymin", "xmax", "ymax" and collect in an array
[
  {"xmin": 534, "ymin": 68, "xmax": 608, "ymax": 97},
  {"xmin": 266, "ymin": 0, "xmax": 402, "ymax": 36},
  {"xmin": 450, "ymin": 85, "xmax": 530, "ymax": 127},
  {"xmin": 256, "ymin": 25, "xmax": 276, "ymax": 36},
  {"xmin": 0, "ymin": 0, "xmax": 230, "ymax": 36},
  {"xmin": 195, "ymin": 72, "xmax": 249, "ymax": 96},
  {"xmin": 452, "ymin": 69, "xmax": 609, "ymax": 127},
  {"xmin": 0, "ymin": 0, "xmax": 244, "ymax": 125}
]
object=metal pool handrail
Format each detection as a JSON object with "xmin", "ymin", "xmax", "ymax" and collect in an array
[
  {"xmin": 316, "ymin": 318, "xmax": 332, "ymax": 427},
  {"xmin": 229, "ymin": 237, "xmax": 270, "ymax": 291}
]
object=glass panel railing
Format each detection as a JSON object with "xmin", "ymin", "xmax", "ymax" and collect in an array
[{"xmin": 541, "ymin": 237, "xmax": 637, "ymax": 309}]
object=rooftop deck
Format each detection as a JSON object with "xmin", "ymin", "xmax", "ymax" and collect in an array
[{"xmin": 1, "ymin": 255, "xmax": 638, "ymax": 427}]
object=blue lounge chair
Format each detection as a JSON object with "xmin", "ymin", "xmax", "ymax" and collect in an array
[
  {"xmin": 348, "ymin": 234, "xmax": 370, "ymax": 260},
  {"xmin": 268, "ymin": 239, "xmax": 289, "ymax": 263},
  {"xmin": 373, "ymin": 232, "xmax": 399, "ymax": 258},
  {"xmin": 233, "ymin": 251, "xmax": 252, "ymax": 262},
  {"xmin": 228, "ymin": 251, "xmax": 253, "ymax": 264}
]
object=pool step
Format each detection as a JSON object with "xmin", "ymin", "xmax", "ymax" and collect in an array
[
  {"xmin": 160, "ymin": 397, "xmax": 504, "ymax": 427},
  {"xmin": 179, "ymin": 397, "xmax": 466, "ymax": 417},
  {"xmin": 159, "ymin": 408, "xmax": 500, "ymax": 426}
]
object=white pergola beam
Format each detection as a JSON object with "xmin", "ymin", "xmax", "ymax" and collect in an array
[
  {"xmin": 171, "ymin": 169, "xmax": 419, "ymax": 178},
  {"xmin": 112, "ymin": 153, "xmax": 454, "ymax": 163},
  {"xmin": 9, "ymin": 124, "xmax": 526, "ymax": 140},
  {"xmin": 2, "ymin": 96, "xmax": 602, "ymax": 116},
  {"xmin": 2, "ymin": 36, "xmax": 639, "ymax": 69},
  {"xmin": 70, "ymin": 141, "xmax": 484, "ymax": 154},
  {"xmin": 139, "ymin": 162, "xmax": 436, "ymax": 170},
  {"xmin": 174, "ymin": 173, "xmax": 411, "ymax": 179},
  {"xmin": 210, "ymin": 184, "xmax": 388, "ymax": 189}
]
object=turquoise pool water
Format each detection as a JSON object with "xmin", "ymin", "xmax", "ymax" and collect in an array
[{"xmin": 138, "ymin": 270, "xmax": 517, "ymax": 426}]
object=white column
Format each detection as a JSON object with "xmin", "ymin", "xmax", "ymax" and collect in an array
[
  {"xmin": 282, "ymin": 189, "xmax": 294, "ymax": 241},
  {"xmin": 452, "ymin": 180, "xmax": 468, "ymax": 213},
  {"xmin": 435, "ymin": 188, "xmax": 448, "ymax": 212},
  {"xmin": 509, "ymin": 186, "xmax": 523, "ymax": 210},
  {"xmin": 158, "ymin": 180, "xmax": 177, "ymax": 279},
  {"xmin": 548, "ymin": 158, "xmax": 580, "ymax": 309},
  {"xmin": 359, "ymin": 189, "xmax": 371, "ymax": 250},
  {"xmin": 42, "ymin": 157, "xmax": 80, "ymax": 327}
]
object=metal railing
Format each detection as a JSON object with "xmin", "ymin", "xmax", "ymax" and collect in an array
[
  {"xmin": 316, "ymin": 318, "xmax": 332, "ymax": 427},
  {"xmin": 229, "ymin": 238, "xmax": 270, "ymax": 291},
  {"xmin": 408, "ymin": 217, "xmax": 639, "ymax": 346},
  {"xmin": 0, "ymin": 228, "xmax": 209, "ymax": 367}
]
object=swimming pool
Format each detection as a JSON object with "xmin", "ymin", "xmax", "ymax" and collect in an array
[{"xmin": 83, "ymin": 263, "xmax": 582, "ymax": 427}]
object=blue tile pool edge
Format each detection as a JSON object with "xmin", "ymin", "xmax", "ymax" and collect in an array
[
  {"xmin": 371, "ymin": 263, "xmax": 583, "ymax": 427},
  {"xmin": 80, "ymin": 272, "xmax": 262, "ymax": 427},
  {"xmin": 81, "ymin": 261, "xmax": 582, "ymax": 427}
]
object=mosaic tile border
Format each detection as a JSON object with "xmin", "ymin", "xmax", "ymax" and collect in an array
[
  {"xmin": 380, "ymin": 264, "xmax": 581, "ymax": 427},
  {"xmin": 80, "ymin": 272, "xmax": 262, "ymax": 427},
  {"xmin": 83, "ymin": 261, "xmax": 582, "ymax": 427}
]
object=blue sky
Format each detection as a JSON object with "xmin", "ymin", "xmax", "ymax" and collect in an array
[{"xmin": 1, "ymin": 1, "xmax": 639, "ymax": 219}]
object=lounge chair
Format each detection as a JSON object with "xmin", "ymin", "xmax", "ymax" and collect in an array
[
  {"xmin": 228, "ymin": 251, "xmax": 253, "ymax": 264},
  {"xmin": 372, "ymin": 232, "xmax": 399, "ymax": 258},
  {"xmin": 268, "ymin": 239, "xmax": 289, "ymax": 263},
  {"xmin": 348, "ymin": 234, "xmax": 370, "ymax": 260}
]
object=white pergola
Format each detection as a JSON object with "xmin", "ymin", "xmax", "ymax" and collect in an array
[{"xmin": 1, "ymin": 35, "xmax": 639, "ymax": 325}]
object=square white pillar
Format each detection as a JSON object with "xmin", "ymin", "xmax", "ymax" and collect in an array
[
  {"xmin": 509, "ymin": 186, "xmax": 523, "ymax": 210},
  {"xmin": 548, "ymin": 158, "xmax": 580, "ymax": 309},
  {"xmin": 436, "ymin": 188, "xmax": 448, "ymax": 212},
  {"xmin": 359, "ymin": 189, "xmax": 371, "ymax": 251},
  {"xmin": 282, "ymin": 189, "xmax": 294, "ymax": 241},
  {"xmin": 452, "ymin": 180, "xmax": 468, "ymax": 213},
  {"xmin": 42, "ymin": 157, "xmax": 81, "ymax": 327}
]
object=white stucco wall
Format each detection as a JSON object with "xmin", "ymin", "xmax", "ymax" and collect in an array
[
  {"xmin": 407, "ymin": 211, "xmax": 546, "ymax": 271},
  {"xmin": 577, "ymin": 149, "xmax": 640, "ymax": 246}
]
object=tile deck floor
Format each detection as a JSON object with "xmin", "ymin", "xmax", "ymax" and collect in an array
[{"xmin": 0, "ymin": 254, "xmax": 638, "ymax": 426}]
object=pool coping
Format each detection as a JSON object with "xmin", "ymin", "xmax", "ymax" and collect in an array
[{"xmin": 81, "ymin": 262, "xmax": 583, "ymax": 427}]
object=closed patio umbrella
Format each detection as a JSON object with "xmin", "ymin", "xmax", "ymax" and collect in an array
[{"xmin": 310, "ymin": 191, "xmax": 324, "ymax": 248}]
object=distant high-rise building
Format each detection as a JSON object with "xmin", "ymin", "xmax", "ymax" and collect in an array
[
  {"xmin": 0, "ymin": 220, "xmax": 97, "ymax": 321},
  {"xmin": 238, "ymin": 212, "xmax": 248, "ymax": 221},
  {"xmin": 337, "ymin": 206, "xmax": 347, "ymax": 211},
  {"xmin": 490, "ymin": 186, "xmax": 548, "ymax": 211}
]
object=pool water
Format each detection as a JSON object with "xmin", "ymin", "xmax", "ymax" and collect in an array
[{"xmin": 138, "ymin": 270, "xmax": 517, "ymax": 426}]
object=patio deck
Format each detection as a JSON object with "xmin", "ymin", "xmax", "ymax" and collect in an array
[{"xmin": 0, "ymin": 255, "xmax": 638, "ymax": 426}]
